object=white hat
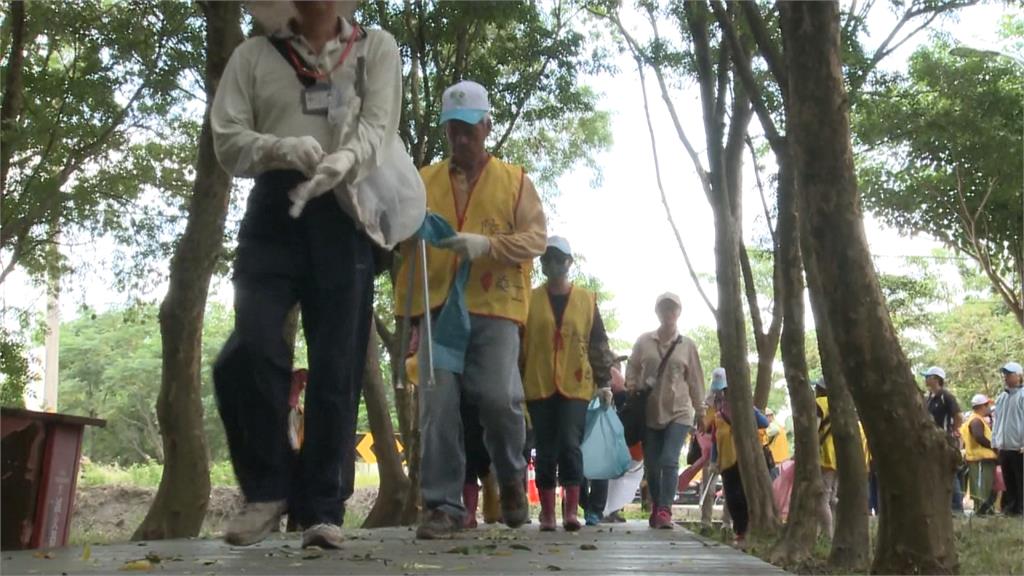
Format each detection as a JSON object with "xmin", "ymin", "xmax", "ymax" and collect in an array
[
  {"xmin": 1000, "ymin": 361, "xmax": 1023, "ymax": 375},
  {"xmin": 970, "ymin": 394, "xmax": 992, "ymax": 407},
  {"xmin": 246, "ymin": 1, "xmax": 358, "ymax": 34},
  {"xmin": 545, "ymin": 236, "xmax": 572, "ymax": 257},
  {"xmin": 711, "ymin": 368, "xmax": 727, "ymax": 391},
  {"xmin": 921, "ymin": 366, "xmax": 947, "ymax": 380},
  {"xmin": 655, "ymin": 292, "xmax": 681, "ymax": 309},
  {"xmin": 440, "ymin": 80, "xmax": 490, "ymax": 125}
]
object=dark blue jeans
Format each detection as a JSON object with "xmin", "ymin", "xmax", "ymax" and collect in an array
[
  {"xmin": 214, "ymin": 170, "xmax": 374, "ymax": 527},
  {"xmin": 645, "ymin": 422, "xmax": 690, "ymax": 508}
]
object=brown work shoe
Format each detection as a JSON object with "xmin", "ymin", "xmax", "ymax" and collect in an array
[
  {"xmin": 224, "ymin": 500, "xmax": 287, "ymax": 546},
  {"xmin": 416, "ymin": 509, "xmax": 460, "ymax": 540},
  {"xmin": 302, "ymin": 523, "xmax": 345, "ymax": 549},
  {"xmin": 481, "ymin": 473, "xmax": 502, "ymax": 524},
  {"xmin": 500, "ymin": 480, "xmax": 528, "ymax": 528}
]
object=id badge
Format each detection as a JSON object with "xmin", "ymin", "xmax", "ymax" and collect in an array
[
  {"xmin": 302, "ymin": 83, "xmax": 331, "ymax": 116},
  {"xmin": 327, "ymin": 84, "xmax": 346, "ymax": 125}
]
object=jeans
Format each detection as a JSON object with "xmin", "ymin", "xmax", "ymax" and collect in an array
[
  {"xmin": 214, "ymin": 170, "xmax": 374, "ymax": 527},
  {"xmin": 721, "ymin": 465, "xmax": 748, "ymax": 536},
  {"xmin": 999, "ymin": 449, "xmax": 1024, "ymax": 515},
  {"xmin": 527, "ymin": 395, "xmax": 588, "ymax": 489},
  {"xmin": 644, "ymin": 422, "xmax": 690, "ymax": 508},
  {"xmin": 581, "ymin": 478, "xmax": 609, "ymax": 516}
]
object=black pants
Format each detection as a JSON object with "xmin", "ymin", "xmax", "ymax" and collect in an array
[
  {"xmin": 527, "ymin": 395, "xmax": 588, "ymax": 489},
  {"xmin": 462, "ymin": 395, "xmax": 492, "ymax": 485},
  {"xmin": 999, "ymin": 449, "xmax": 1024, "ymax": 515},
  {"xmin": 213, "ymin": 170, "xmax": 374, "ymax": 527},
  {"xmin": 721, "ymin": 465, "xmax": 749, "ymax": 536}
]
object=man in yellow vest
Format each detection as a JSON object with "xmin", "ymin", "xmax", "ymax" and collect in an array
[
  {"xmin": 815, "ymin": 379, "xmax": 837, "ymax": 539},
  {"xmin": 762, "ymin": 408, "xmax": 790, "ymax": 479},
  {"xmin": 521, "ymin": 236, "xmax": 614, "ymax": 531},
  {"xmin": 394, "ymin": 80, "xmax": 546, "ymax": 539},
  {"xmin": 961, "ymin": 394, "xmax": 998, "ymax": 515}
]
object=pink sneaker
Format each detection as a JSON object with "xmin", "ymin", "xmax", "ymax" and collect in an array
[{"xmin": 652, "ymin": 507, "xmax": 674, "ymax": 529}]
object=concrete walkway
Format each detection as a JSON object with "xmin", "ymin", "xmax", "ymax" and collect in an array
[{"xmin": 1, "ymin": 522, "xmax": 785, "ymax": 575}]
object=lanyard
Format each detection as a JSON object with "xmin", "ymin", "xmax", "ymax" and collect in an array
[{"xmin": 285, "ymin": 26, "xmax": 360, "ymax": 82}]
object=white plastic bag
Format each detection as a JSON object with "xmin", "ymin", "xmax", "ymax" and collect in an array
[{"xmin": 333, "ymin": 136, "xmax": 426, "ymax": 249}]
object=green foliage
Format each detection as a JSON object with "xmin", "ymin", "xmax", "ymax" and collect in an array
[
  {"xmin": 79, "ymin": 460, "xmax": 237, "ymax": 488},
  {"xmin": 1, "ymin": 1, "xmax": 203, "ymax": 283},
  {"xmin": 928, "ymin": 298, "xmax": 1024, "ymax": 404},
  {"xmin": 59, "ymin": 302, "xmax": 235, "ymax": 465},
  {"xmin": 359, "ymin": 0, "xmax": 612, "ymax": 185},
  {"xmin": 876, "ymin": 256, "xmax": 951, "ymax": 367},
  {"xmin": 855, "ymin": 35, "xmax": 1023, "ymax": 310},
  {"xmin": 0, "ymin": 321, "xmax": 33, "ymax": 407}
]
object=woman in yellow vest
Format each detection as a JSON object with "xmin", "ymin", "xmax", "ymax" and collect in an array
[
  {"xmin": 522, "ymin": 236, "xmax": 614, "ymax": 531},
  {"xmin": 961, "ymin": 394, "xmax": 999, "ymax": 515},
  {"xmin": 393, "ymin": 80, "xmax": 547, "ymax": 540}
]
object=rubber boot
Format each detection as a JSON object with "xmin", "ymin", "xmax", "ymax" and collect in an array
[
  {"xmin": 562, "ymin": 486, "xmax": 582, "ymax": 532},
  {"xmin": 462, "ymin": 483, "xmax": 480, "ymax": 529},
  {"xmin": 482, "ymin": 473, "xmax": 501, "ymax": 524},
  {"xmin": 539, "ymin": 488, "xmax": 557, "ymax": 531}
]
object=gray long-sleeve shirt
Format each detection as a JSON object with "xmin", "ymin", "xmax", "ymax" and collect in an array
[{"xmin": 993, "ymin": 386, "xmax": 1024, "ymax": 451}]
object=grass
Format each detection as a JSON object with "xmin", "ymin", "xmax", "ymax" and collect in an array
[
  {"xmin": 79, "ymin": 460, "xmax": 380, "ymax": 489},
  {"xmin": 684, "ymin": 515, "xmax": 1024, "ymax": 575}
]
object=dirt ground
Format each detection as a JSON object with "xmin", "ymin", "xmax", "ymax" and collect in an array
[{"xmin": 69, "ymin": 485, "xmax": 378, "ymax": 544}]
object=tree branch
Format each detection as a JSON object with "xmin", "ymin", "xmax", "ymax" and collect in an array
[
  {"xmin": 630, "ymin": 45, "xmax": 720, "ymax": 319},
  {"xmin": 741, "ymin": 243, "xmax": 766, "ymax": 347},
  {"xmin": 738, "ymin": 1, "xmax": 787, "ymax": 97},
  {"xmin": 747, "ymin": 135, "xmax": 776, "ymax": 244}
]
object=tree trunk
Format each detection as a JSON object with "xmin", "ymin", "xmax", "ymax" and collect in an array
[
  {"xmin": 378, "ymin": 307, "xmax": 420, "ymax": 525},
  {"xmin": 805, "ymin": 273, "xmax": 869, "ymax": 569},
  {"xmin": 132, "ymin": 1, "xmax": 242, "ymax": 541},
  {"xmin": 769, "ymin": 155, "xmax": 822, "ymax": 565},
  {"xmin": 0, "ymin": 0, "xmax": 27, "ymax": 194},
  {"xmin": 780, "ymin": 2, "xmax": 958, "ymax": 573},
  {"xmin": 362, "ymin": 319, "xmax": 411, "ymax": 528}
]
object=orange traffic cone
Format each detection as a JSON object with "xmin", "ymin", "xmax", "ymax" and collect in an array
[{"xmin": 527, "ymin": 462, "xmax": 540, "ymax": 505}]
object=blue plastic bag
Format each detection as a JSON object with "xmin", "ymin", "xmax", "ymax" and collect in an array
[{"xmin": 582, "ymin": 398, "xmax": 632, "ymax": 480}]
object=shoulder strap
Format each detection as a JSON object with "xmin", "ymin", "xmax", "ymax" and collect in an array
[
  {"xmin": 266, "ymin": 36, "xmax": 316, "ymax": 88},
  {"xmin": 656, "ymin": 336, "xmax": 682, "ymax": 382}
]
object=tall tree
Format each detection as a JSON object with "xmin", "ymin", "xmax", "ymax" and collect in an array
[
  {"xmin": 780, "ymin": 2, "xmax": 958, "ymax": 572},
  {"xmin": 1, "ymin": 0, "xmax": 198, "ymax": 284},
  {"xmin": 855, "ymin": 34, "xmax": 1023, "ymax": 326},
  {"xmin": 133, "ymin": 0, "xmax": 242, "ymax": 541}
]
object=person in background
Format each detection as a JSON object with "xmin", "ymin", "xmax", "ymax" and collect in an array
[
  {"xmin": 706, "ymin": 368, "xmax": 769, "ymax": 546},
  {"xmin": 922, "ymin": 366, "xmax": 965, "ymax": 513},
  {"xmin": 522, "ymin": 236, "xmax": 614, "ymax": 531},
  {"xmin": 581, "ymin": 355, "xmax": 629, "ymax": 525},
  {"xmin": 626, "ymin": 292, "xmax": 705, "ymax": 530},
  {"xmin": 961, "ymin": 394, "xmax": 998, "ymax": 515},
  {"xmin": 815, "ymin": 379, "xmax": 837, "ymax": 538},
  {"xmin": 992, "ymin": 362, "xmax": 1024, "ymax": 516},
  {"xmin": 763, "ymin": 408, "xmax": 789, "ymax": 480}
]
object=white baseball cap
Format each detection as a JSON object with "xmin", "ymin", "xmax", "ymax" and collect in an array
[
  {"xmin": 1000, "ymin": 361, "xmax": 1023, "ymax": 375},
  {"xmin": 440, "ymin": 80, "xmax": 490, "ymax": 125},
  {"xmin": 921, "ymin": 366, "xmax": 947, "ymax": 380},
  {"xmin": 655, "ymin": 292, "xmax": 681, "ymax": 309},
  {"xmin": 545, "ymin": 236, "xmax": 572, "ymax": 257},
  {"xmin": 970, "ymin": 394, "xmax": 992, "ymax": 407}
]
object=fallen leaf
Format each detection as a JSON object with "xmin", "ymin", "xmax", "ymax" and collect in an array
[
  {"xmin": 119, "ymin": 559, "xmax": 152, "ymax": 571},
  {"xmin": 144, "ymin": 552, "xmax": 162, "ymax": 564},
  {"xmin": 510, "ymin": 543, "xmax": 531, "ymax": 551},
  {"xmin": 32, "ymin": 551, "xmax": 54, "ymax": 559},
  {"xmin": 546, "ymin": 565, "xmax": 563, "ymax": 571},
  {"xmin": 580, "ymin": 544, "xmax": 598, "ymax": 551},
  {"xmin": 202, "ymin": 560, "xmax": 217, "ymax": 566}
]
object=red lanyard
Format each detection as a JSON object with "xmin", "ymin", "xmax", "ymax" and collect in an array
[{"xmin": 285, "ymin": 26, "xmax": 360, "ymax": 82}]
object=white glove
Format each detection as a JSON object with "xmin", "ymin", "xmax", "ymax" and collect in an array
[
  {"xmin": 595, "ymin": 387, "xmax": 613, "ymax": 407},
  {"xmin": 287, "ymin": 151, "xmax": 355, "ymax": 218},
  {"xmin": 269, "ymin": 136, "xmax": 324, "ymax": 177},
  {"xmin": 437, "ymin": 232, "xmax": 491, "ymax": 261}
]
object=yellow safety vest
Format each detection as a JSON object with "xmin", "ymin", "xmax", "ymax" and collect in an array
[
  {"xmin": 960, "ymin": 413, "xmax": 998, "ymax": 462},
  {"xmin": 714, "ymin": 412, "xmax": 738, "ymax": 471},
  {"xmin": 767, "ymin": 424, "xmax": 791, "ymax": 463},
  {"xmin": 394, "ymin": 157, "xmax": 532, "ymax": 324},
  {"xmin": 817, "ymin": 397, "xmax": 837, "ymax": 471},
  {"xmin": 522, "ymin": 285, "xmax": 596, "ymax": 401}
]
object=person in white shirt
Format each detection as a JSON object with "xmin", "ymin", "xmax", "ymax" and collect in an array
[{"xmin": 209, "ymin": 1, "xmax": 401, "ymax": 550}]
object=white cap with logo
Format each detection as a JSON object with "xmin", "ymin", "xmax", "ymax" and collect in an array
[
  {"xmin": 655, "ymin": 292, "xmax": 681, "ymax": 309},
  {"xmin": 921, "ymin": 366, "xmax": 947, "ymax": 380},
  {"xmin": 440, "ymin": 80, "xmax": 491, "ymax": 126},
  {"xmin": 545, "ymin": 236, "xmax": 572, "ymax": 257},
  {"xmin": 1000, "ymin": 361, "xmax": 1023, "ymax": 375},
  {"xmin": 970, "ymin": 394, "xmax": 992, "ymax": 407}
]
